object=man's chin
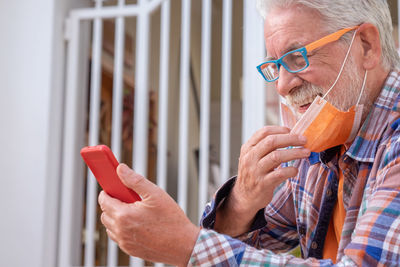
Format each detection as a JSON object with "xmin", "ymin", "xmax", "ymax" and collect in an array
[{"xmin": 293, "ymin": 109, "xmax": 304, "ymax": 121}]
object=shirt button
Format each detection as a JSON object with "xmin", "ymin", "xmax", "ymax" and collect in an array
[
  {"xmin": 299, "ymin": 226, "xmax": 306, "ymax": 236},
  {"xmin": 326, "ymin": 189, "xmax": 332, "ymax": 197},
  {"xmin": 311, "ymin": 241, "xmax": 318, "ymax": 250}
]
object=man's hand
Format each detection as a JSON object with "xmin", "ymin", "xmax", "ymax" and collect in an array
[
  {"xmin": 98, "ymin": 164, "xmax": 200, "ymax": 267},
  {"xmin": 215, "ymin": 126, "xmax": 310, "ymax": 236}
]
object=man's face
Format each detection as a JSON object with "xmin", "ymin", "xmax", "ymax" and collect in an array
[{"xmin": 264, "ymin": 5, "xmax": 364, "ymax": 116}]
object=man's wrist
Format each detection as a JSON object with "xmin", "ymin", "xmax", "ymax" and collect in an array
[
  {"xmin": 214, "ymin": 189, "xmax": 257, "ymax": 236},
  {"xmin": 179, "ymin": 225, "xmax": 201, "ymax": 267}
]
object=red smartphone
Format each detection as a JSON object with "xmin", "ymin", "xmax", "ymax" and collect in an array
[{"xmin": 80, "ymin": 145, "xmax": 141, "ymax": 203}]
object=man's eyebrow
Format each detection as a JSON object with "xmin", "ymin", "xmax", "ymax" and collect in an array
[{"xmin": 265, "ymin": 42, "xmax": 303, "ymax": 61}]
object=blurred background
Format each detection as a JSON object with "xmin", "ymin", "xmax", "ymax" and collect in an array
[{"xmin": 0, "ymin": 0, "xmax": 399, "ymax": 266}]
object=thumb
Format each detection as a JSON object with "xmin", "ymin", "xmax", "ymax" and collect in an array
[{"xmin": 116, "ymin": 163, "xmax": 157, "ymax": 199}]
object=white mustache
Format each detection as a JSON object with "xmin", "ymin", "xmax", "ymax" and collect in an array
[{"xmin": 286, "ymin": 83, "xmax": 324, "ymax": 107}]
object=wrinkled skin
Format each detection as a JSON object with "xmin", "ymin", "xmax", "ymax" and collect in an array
[
  {"xmin": 98, "ymin": 164, "xmax": 199, "ymax": 266},
  {"xmin": 214, "ymin": 126, "xmax": 310, "ymax": 236}
]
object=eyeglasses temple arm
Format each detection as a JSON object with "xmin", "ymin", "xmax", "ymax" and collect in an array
[{"xmin": 305, "ymin": 26, "xmax": 359, "ymax": 53}]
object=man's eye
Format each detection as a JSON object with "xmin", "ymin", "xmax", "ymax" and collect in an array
[
  {"xmin": 290, "ymin": 55, "xmax": 304, "ymax": 63},
  {"xmin": 293, "ymin": 55, "xmax": 303, "ymax": 60}
]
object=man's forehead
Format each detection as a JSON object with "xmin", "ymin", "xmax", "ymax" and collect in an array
[
  {"xmin": 265, "ymin": 42, "xmax": 303, "ymax": 60},
  {"xmin": 264, "ymin": 24, "xmax": 312, "ymax": 60},
  {"xmin": 263, "ymin": 6, "xmax": 324, "ymax": 59}
]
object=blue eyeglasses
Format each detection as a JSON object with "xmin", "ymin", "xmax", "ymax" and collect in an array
[{"xmin": 257, "ymin": 26, "xmax": 359, "ymax": 82}]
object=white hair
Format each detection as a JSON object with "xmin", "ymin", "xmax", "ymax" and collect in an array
[{"xmin": 256, "ymin": 0, "xmax": 400, "ymax": 70}]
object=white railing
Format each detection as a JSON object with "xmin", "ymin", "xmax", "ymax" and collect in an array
[
  {"xmin": 220, "ymin": 0, "xmax": 233, "ymax": 186},
  {"xmin": 84, "ymin": 1, "xmax": 103, "ymax": 267},
  {"xmin": 58, "ymin": 0, "xmax": 265, "ymax": 266},
  {"xmin": 198, "ymin": 0, "xmax": 212, "ymax": 221},
  {"xmin": 108, "ymin": 0, "xmax": 126, "ymax": 265},
  {"xmin": 177, "ymin": 0, "xmax": 191, "ymax": 215},
  {"xmin": 242, "ymin": 0, "xmax": 265, "ymax": 143}
]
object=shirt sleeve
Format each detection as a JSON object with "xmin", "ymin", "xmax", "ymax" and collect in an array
[
  {"xmin": 191, "ymin": 176, "xmax": 319, "ymax": 266},
  {"xmin": 200, "ymin": 176, "xmax": 267, "ymax": 234},
  {"xmin": 189, "ymin": 229, "xmax": 335, "ymax": 267},
  {"xmin": 199, "ymin": 174, "xmax": 300, "ymax": 251}
]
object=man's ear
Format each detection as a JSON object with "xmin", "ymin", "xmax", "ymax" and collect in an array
[{"xmin": 357, "ymin": 23, "xmax": 382, "ymax": 70}]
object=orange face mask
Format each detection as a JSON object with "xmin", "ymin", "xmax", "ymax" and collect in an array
[
  {"xmin": 288, "ymin": 95, "xmax": 364, "ymax": 152},
  {"xmin": 281, "ymin": 30, "xmax": 367, "ymax": 153}
]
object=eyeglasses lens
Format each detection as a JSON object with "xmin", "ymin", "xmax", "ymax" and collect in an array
[
  {"xmin": 282, "ymin": 51, "xmax": 307, "ymax": 72},
  {"xmin": 260, "ymin": 63, "xmax": 279, "ymax": 81}
]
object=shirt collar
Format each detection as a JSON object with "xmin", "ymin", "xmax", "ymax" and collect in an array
[
  {"xmin": 308, "ymin": 146, "xmax": 341, "ymax": 166},
  {"xmin": 346, "ymin": 69, "xmax": 400, "ymax": 162}
]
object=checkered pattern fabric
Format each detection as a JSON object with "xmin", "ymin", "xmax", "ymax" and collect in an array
[{"xmin": 189, "ymin": 70, "xmax": 400, "ymax": 266}]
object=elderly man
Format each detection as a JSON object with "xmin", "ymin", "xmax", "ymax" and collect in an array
[{"xmin": 99, "ymin": 0, "xmax": 400, "ymax": 266}]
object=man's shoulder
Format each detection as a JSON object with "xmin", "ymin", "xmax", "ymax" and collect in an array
[
  {"xmin": 380, "ymin": 69, "xmax": 400, "ymax": 141},
  {"xmin": 390, "ymin": 87, "xmax": 400, "ymax": 114},
  {"xmin": 375, "ymin": 99, "xmax": 400, "ymax": 170}
]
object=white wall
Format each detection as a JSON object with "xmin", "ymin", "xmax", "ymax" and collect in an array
[
  {"xmin": 0, "ymin": 0, "xmax": 55, "ymax": 266},
  {"xmin": 0, "ymin": 0, "xmax": 89, "ymax": 266}
]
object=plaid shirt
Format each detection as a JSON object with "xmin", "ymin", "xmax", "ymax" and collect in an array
[{"xmin": 189, "ymin": 70, "xmax": 400, "ymax": 266}]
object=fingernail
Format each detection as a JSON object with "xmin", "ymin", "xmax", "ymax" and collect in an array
[
  {"xmin": 299, "ymin": 135, "xmax": 307, "ymax": 143},
  {"xmin": 119, "ymin": 163, "xmax": 130, "ymax": 174}
]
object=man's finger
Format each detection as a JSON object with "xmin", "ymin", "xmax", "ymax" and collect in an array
[
  {"xmin": 262, "ymin": 166, "xmax": 299, "ymax": 188},
  {"xmin": 100, "ymin": 211, "xmax": 115, "ymax": 230},
  {"xmin": 242, "ymin": 126, "xmax": 291, "ymax": 152},
  {"xmin": 98, "ymin": 190, "xmax": 125, "ymax": 215},
  {"xmin": 255, "ymin": 134, "xmax": 307, "ymax": 159},
  {"xmin": 258, "ymin": 147, "xmax": 310, "ymax": 172},
  {"xmin": 106, "ymin": 228, "xmax": 118, "ymax": 244},
  {"xmin": 116, "ymin": 164, "xmax": 159, "ymax": 200}
]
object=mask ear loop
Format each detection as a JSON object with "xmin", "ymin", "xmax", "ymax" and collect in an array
[
  {"xmin": 356, "ymin": 70, "xmax": 368, "ymax": 105},
  {"xmin": 322, "ymin": 29, "xmax": 358, "ymax": 99}
]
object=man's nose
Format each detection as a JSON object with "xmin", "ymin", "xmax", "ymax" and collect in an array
[{"xmin": 275, "ymin": 67, "xmax": 302, "ymax": 97}]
